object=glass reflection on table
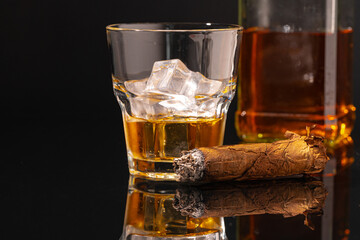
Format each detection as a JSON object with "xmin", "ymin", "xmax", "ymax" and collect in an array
[{"xmin": 121, "ymin": 177, "xmax": 226, "ymax": 240}]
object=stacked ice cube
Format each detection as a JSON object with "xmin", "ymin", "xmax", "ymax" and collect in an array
[{"xmin": 124, "ymin": 59, "xmax": 226, "ymax": 119}]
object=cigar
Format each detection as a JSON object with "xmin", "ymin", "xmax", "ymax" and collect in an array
[
  {"xmin": 172, "ymin": 179, "xmax": 327, "ymax": 218},
  {"xmin": 173, "ymin": 131, "xmax": 329, "ymax": 182}
]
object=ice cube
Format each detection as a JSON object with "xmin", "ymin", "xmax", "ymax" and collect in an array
[
  {"xmin": 196, "ymin": 97, "xmax": 221, "ymax": 118},
  {"xmin": 163, "ymin": 122, "xmax": 189, "ymax": 157},
  {"xmin": 124, "ymin": 78, "xmax": 147, "ymax": 95},
  {"xmin": 157, "ymin": 198, "xmax": 187, "ymax": 234},
  {"xmin": 124, "ymin": 59, "xmax": 227, "ymax": 120},
  {"xmin": 144, "ymin": 195, "xmax": 156, "ymax": 231},
  {"xmin": 146, "ymin": 59, "xmax": 225, "ymax": 97},
  {"xmin": 145, "ymin": 59, "xmax": 200, "ymax": 98},
  {"xmin": 196, "ymin": 77, "xmax": 224, "ymax": 96},
  {"xmin": 129, "ymin": 93, "xmax": 195, "ymax": 119}
]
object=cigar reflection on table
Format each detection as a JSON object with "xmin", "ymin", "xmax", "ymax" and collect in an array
[{"xmin": 173, "ymin": 178, "xmax": 327, "ymax": 220}]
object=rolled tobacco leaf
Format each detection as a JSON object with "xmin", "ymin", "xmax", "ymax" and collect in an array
[
  {"xmin": 173, "ymin": 131, "xmax": 329, "ymax": 182},
  {"xmin": 172, "ymin": 179, "xmax": 327, "ymax": 219}
]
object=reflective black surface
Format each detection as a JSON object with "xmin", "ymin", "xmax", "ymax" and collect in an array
[{"xmin": 4, "ymin": 111, "xmax": 360, "ymax": 240}]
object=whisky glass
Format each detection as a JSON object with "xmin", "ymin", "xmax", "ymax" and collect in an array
[
  {"xmin": 236, "ymin": 0, "xmax": 355, "ymax": 144},
  {"xmin": 106, "ymin": 23, "xmax": 242, "ymax": 179}
]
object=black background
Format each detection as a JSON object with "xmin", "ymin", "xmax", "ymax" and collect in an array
[{"xmin": 2, "ymin": 0, "xmax": 360, "ymax": 239}]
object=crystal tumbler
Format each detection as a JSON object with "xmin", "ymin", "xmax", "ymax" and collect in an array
[{"xmin": 106, "ymin": 23, "xmax": 242, "ymax": 179}]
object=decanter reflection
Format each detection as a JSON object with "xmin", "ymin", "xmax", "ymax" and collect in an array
[
  {"xmin": 121, "ymin": 177, "xmax": 226, "ymax": 239},
  {"xmin": 235, "ymin": 137, "xmax": 353, "ymax": 240}
]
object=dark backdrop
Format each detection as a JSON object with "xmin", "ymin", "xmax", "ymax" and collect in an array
[
  {"xmin": 2, "ymin": 1, "xmax": 239, "ymax": 239},
  {"xmin": 1, "ymin": 0, "xmax": 238, "ymax": 114},
  {"xmin": 2, "ymin": 1, "xmax": 360, "ymax": 240},
  {"xmin": 2, "ymin": 0, "xmax": 360, "ymax": 140},
  {"xmin": 2, "ymin": 0, "xmax": 360, "ymax": 136}
]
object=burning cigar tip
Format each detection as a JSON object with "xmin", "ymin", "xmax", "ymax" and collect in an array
[{"xmin": 174, "ymin": 149, "xmax": 205, "ymax": 182}]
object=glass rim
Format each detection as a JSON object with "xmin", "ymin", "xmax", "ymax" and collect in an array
[{"xmin": 106, "ymin": 22, "xmax": 243, "ymax": 32}]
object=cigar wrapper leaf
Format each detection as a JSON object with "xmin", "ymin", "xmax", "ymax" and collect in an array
[{"xmin": 173, "ymin": 131, "xmax": 329, "ymax": 182}]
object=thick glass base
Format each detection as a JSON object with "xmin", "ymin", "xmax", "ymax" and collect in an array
[
  {"xmin": 122, "ymin": 176, "xmax": 227, "ymax": 240},
  {"xmin": 235, "ymin": 106, "xmax": 356, "ymax": 146},
  {"xmin": 128, "ymin": 154, "xmax": 178, "ymax": 180}
]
